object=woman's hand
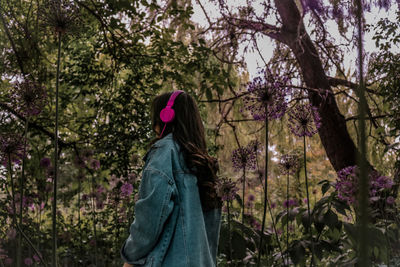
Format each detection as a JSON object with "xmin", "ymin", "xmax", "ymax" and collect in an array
[{"xmin": 123, "ymin": 263, "xmax": 133, "ymax": 267}]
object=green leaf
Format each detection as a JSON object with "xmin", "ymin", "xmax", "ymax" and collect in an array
[
  {"xmin": 234, "ymin": 193, "xmax": 242, "ymax": 207},
  {"xmin": 323, "ymin": 209, "xmax": 339, "ymax": 229},
  {"xmin": 322, "ymin": 182, "xmax": 330, "ymax": 195}
]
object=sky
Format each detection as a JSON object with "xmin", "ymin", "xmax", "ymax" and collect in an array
[{"xmin": 190, "ymin": 0, "xmax": 400, "ymax": 80}]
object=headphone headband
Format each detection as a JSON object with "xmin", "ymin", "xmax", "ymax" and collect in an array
[
  {"xmin": 166, "ymin": 90, "xmax": 184, "ymax": 108},
  {"xmin": 159, "ymin": 90, "xmax": 184, "ymax": 137}
]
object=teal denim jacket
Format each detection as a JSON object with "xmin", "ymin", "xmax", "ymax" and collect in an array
[{"xmin": 120, "ymin": 133, "xmax": 222, "ymax": 267}]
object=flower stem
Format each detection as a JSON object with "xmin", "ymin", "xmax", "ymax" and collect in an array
[
  {"xmin": 7, "ymin": 153, "xmax": 47, "ymax": 266},
  {"xmin": 286, "ymin": 173, "xmax": 289, "ymax": 264},
  {"xmin": 78, "ymin": 174, "xmax": 82, "ymax": 255},
  {"xmin": 52, "ymin": 30, "xmax": 62, "ymax": 267},
  {"xmin": 91, "ymin": 173, "xmax": 98, "ymax": 266},
  {"xmin": 257, "ymin": 115, "xmax": 269, "ymax": 267},
  {"xmin": 267, "ymin": 197, "xmax": 285, "ymax": 265},
  {"xmin": 18, "ymin": 117, "xmax": 29, "ymax": 267},
  {"xmin": 242, "ymin": 167, "xmax": 246, "ymax": 236},
  {"xmin": 227, "ymin": 200, "xmax": 232, "ymax": 262},
  {"xmin": 303, "ymin": 136, "xmax": 315, "ymax": 266},
  {"xmin": 7, "ymin": 153, "xmax": 18, "ymax": 266}
]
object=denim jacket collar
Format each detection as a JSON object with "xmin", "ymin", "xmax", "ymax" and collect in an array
[{"xmin": 142, "ymin": 133, "xmax": 174, "ymax": 162}]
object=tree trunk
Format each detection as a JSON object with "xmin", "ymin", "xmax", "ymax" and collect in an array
[{"xmin": 274, "ymin": 0, "xmax": 374, "ymax": 173}]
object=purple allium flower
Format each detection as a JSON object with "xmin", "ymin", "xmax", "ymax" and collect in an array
[
  {"xmin": 90, "ymin": 159, "xmax": 100, "ymax": 170},
  {"xmin": 38, "ymin": 0, "xmax": 82, "ymax": 36},
  {"xmin": 10, "ymin": 78, "xmax": 47, "ymax": 117},
  {"xmin": 96, "ymin": 200, "xmax": 104, "ymax": 210},
  {"xmin": 303, "ymin": 198, "xmax": 308, "ymax": 204},
  {"xmin": 287, "ymin": 103, "xmax": 322, "ymax": 137},
  {"xmin": 231, "ymin": 141, "xmax": 259, "ymax": 172},
  {"xmin": 335, "ymin": 165, "xmax": 394, "ymax": 206},
  {"xmin": 250, "ymin": 217, "xmax": 261, "ymax": 231},
  {"xmin": 283, "ymin": 199, "xmax": 298, "ymax": 208},
  {"xmin": 4, "ymin": 258, "xmax": 13, "ymax": 266},
  {"xmin": 271, "ymin": 202, "xmax": 276, "ymax": 209},
  {"xmin": 24, "ymin": 257, "xmax": 33, "ymax": 266},
  {"xmin": 81, "ymin": 194, "xmax": 89, "ymax": 201},
  {"xmin": 216, "ymin": 176, "xmax": 239, "ymax": 202},
  {"xmin": 278, "ymin": 153, "xmax": 300, "ymax": 175},
  {"xmin": 39, "ymin": 157, "xmax": 51, "ymax": 168},
  {"xmin": 248, "ymin": 194, "xmax": 255, "ymax": 202},
  {"xmin": 121, "ymin": 183, "xmax": 133, "ymax": 197},
  {"xmin": 0, "ymin": 133, "xmax": 26, "ymax": 167},
  {"xmin": 241, "ymin": 68, "xmax": 290, "ymax": 121},
  {"xmin": 386, "ymin": 196, "xmax": 395, "ymax": 205}
]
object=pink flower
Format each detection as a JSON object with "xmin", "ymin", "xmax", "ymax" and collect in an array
[
  {"xmin": 248, "ymin": 194, "xmax": 255, "ymax": 202},
  {"xmin": 386, "ymin": 196, "xmax": 395, "ymax": 205},
  {"xmin": 90, "ymin": 159, "xmax": 100, "ymax": 170},
  {"xmin": 24, "ymin": 257, "xmax": 33, "ymax": 266},
  {"xmin": 39, "ymin": 157, "xmax": 51, "ymax": 168},
  {"xmin": 33, "ymin": 254, "xmax": 40, "ymax": 262},
  {"xmin": 121, "ymin": 183, "xmax": 133, "ymax": 197},
  {"xmin": 96, "ymin": 200, "xmax": 104, "ymax": 210},
  {"xmin": 4, "ymin": 258, "xmax": 13, "ymax": 266}
]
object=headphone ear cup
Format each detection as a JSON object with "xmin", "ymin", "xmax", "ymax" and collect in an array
[{"xmin": 160, "ymin": 107, "xmax": 175, "ymax": 123}]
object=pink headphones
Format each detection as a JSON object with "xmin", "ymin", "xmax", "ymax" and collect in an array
[{"xmin": 159, "ymin": 90, "xmax": 184, "ymax": 138}]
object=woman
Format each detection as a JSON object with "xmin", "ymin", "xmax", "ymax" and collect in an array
[{"xmin": 120, "ymin": 90, "xmax": 223, "ymax": 267}]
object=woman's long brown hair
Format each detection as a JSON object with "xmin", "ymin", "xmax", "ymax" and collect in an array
[{"xmin": 147, "ymin": 91, "xmax": 222, "ymax": 212}]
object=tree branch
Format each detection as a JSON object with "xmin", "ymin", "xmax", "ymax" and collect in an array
[
  {"xmin": 0, "ymin": 102, "xmax": 72, "ymax": 149},
  {"xmin": 327, "ymin": 77, "xmax": 382, "ymax": 95}
]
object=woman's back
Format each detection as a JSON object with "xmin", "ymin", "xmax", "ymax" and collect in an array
[{"xmin": 120, "ymin": 133, "xmax": 222, "ymax": 267}]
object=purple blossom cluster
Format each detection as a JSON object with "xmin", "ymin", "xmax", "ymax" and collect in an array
[
  {"xmin": 300, "ymin": 0, "xmax": 324, "ymax": 14},
  {"xmin": 283, "ymin": 199, "xmax": 299, "ymax": 208},
  {"xmin": 335, "ymin": 165, "xmax": 394, "ymax": 205},
  {"xmin": 231, "ymin": 140, "xmax": 260, "ymax": 172},
  {"xmin": 121, "ymin": 183, "xmax": 134, "ymax": 197},
  {"xmin": 0, "ymin": 132, "xmax": 27, "ymax": 167},
  {"xmin": 278, "ymin": 153, "xmax": 300, "ymax": 175},
  {"xmin": 39, "ymin": 157, "xmax": 51, "ymax": 169},
  {"xmin": 288, "ymin": 103, "xmax": 322, "ymax": 137},
  {"xmin": 73, "ymin": 149, "xmax": 101, "ymax": 171},
  {"xmin": 241, "ymin": 68, "xmax": 290, "ymax": 121},
  {"xmin": 250, "ymin": 217, "xmax": 261, "ymax": 231},
  {"xmin": 216, "ymin": 176, "xmax": 239, "ymax": 202},
  {"xmin": 10, "ymin": 78, "xmax": 47, "ymax": 117}
]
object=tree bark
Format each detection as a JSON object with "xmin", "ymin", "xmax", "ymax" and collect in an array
[{"xmin": 273, "ymin": 0, "xmax": 374, "ymax": 173}]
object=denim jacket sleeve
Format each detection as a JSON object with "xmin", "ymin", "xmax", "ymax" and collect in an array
[{"xmin": 120, "ymin": 166, "xmax": 176, "ymax": 265}]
